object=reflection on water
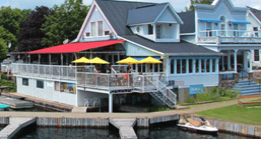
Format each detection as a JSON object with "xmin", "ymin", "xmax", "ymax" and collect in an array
[
  {"xmin": 17, "ymin": 125, "xmax": 119, "ymax": 139},
  {"xmin": 136, "ymin": 123, "xmax": 251, "ymax": 139},
  {"xmin": 16, "ymin": 122, "xmax": 253, "ymax": 139}
]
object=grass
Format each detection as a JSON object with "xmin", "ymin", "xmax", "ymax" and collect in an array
[
  {"xmin": 0, "ymin": 73, "xmax": 16, "ymax": 92},
  {"xmin": 197, "ymin": 104, "xmax": 261, "ymax": 125}
]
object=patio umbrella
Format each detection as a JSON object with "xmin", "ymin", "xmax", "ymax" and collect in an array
[
  {"xmin": 117, "ymin": 57, "xmax": 140, "ymax": 72},
  {"xmin": 139, "ymin": 56, "xmax": 162, "ymax": 72},
  {"xmin": 89, "ymin": 57, "xmax": 110, "ymax": 64},
  {"xmin": 72, "ymin": 57, "xmax": 91, "ymax": 64},
  {"xmin": 117, "ymin": 57, "xmax": 140, "ymax": 64}
]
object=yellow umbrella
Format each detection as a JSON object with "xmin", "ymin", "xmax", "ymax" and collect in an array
[
  {"xmin": 72, "ymin": 57, "xmax": 91, "ymax": 63},
  {"xmin": 139, "ymin": 56, "xmax": 162, "ymax": 64},
  {"xmin": 89, "ymin": 57, "xmax": 110, "ymax": 64},
  {"xmin": 139, "ymin": 56, "xmax": 162, "ymax": 72},
  {"xmin": 117, "ymin": 57, "xmax": 140, "ymax": 64}
]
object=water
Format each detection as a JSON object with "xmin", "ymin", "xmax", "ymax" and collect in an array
[{"xmin": 15, "ymin": 122, "xmax": 253, "ymax": 139}]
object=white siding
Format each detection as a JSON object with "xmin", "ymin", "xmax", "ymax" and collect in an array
[
  {"xmin": 17, "ymin": 77, "xmax": 77, "ymax": 106},
  {"xmin": 125, "ymin": 42, "xmax": 161, "ymax": 56}
]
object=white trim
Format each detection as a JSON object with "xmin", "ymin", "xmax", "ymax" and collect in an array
[
  {"xmin": 154, "ymin": 3, "xmax": 183, "ymax": 24},
  {"xmin": 128, "ymin": 22, "xmax": 155, "ymax": 26},
  {"xmin": 118, "ymin": 36, "xmax": 164, "ymax": 55},
  {"xmin": 76, "ymin": 1, "xmax": 118, "ymax": 41},
  {"xmin": 247, "ymin": 10, "xmax": 261, "ymax": 25},
  {"xmin": 15, "ymin": 75, "xmax": 76, "ymax": 83}
]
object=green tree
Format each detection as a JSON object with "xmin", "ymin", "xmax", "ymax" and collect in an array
[
  {"xmin": 41, "ymin": 0, "xmax": 89, "ymax": 47},
  {"xmin": 0, "ymin": 26, "xmax": 16, "ymax": 60},
  {"xmin": 0, "ymin": 6, "xmax": 31, "ymax": 51},
  {"xmin": 186, "ymin": 0, "xmax": 214, "ymax": 11},
  {"xmin": 18, "ymin": 6, "xmax": 52, "ymax": 52}
]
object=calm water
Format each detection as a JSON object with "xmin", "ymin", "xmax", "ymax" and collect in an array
[{"xmin": 14, "ymin": 122, "xmax": 253, "ymax": 139}]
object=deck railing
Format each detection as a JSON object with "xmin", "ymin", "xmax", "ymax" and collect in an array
[
  {"xmin": 198, "ymin": 30, "xmax": 261, "ymax": 44},
  {"xmin": 12, "ymin": 63, "xmax": 77, "ymax": 80},
  {"xmin": 77, "ymin": 72, "xmax": 165, "ymax": 92}
]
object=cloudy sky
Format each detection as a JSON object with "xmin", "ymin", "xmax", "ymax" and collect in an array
[{"xmin": 0, "ymin": 0, "xmax": 261, "ymax": 12}]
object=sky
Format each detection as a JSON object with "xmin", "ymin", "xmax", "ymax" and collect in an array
[{"xmin": 0, "ymin": 0, "xmax": 261, "ymax": 12}]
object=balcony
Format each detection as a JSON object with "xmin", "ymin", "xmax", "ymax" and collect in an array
[{"xmin": 198, "ymin": 30, "xmax": 261, "ymax": 44}]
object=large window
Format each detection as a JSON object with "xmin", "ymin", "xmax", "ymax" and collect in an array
[
  {"xmin": 173, "ymin": 58, "xmax": 218, "ymax": 74},
  {"xmin": 91, "ymin": 22, "xmax": 96, "ymax": 37},
  {"xmin": 98, "ymin": 21, "xmax": 103, "ymax": 36},
  {"xmin": 22, "ymin": 78, "xmax": 28, "ymax": 86},
  {"xmin": 254, "ymin": 50, "xmax": 260, "ymax": 61},
  {"xmin": 36, "ymin": 80, "xmax": 44, "ymax": 89}
]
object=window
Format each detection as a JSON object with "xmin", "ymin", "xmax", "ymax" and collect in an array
[
  {"xmin": 170, "ymin": 59, "xmax": 174, "ymax": 74},
  {"xmin": 254, "ymin": 50, "xmax": 260, "ymax": 61},
  {"xmin": 36, "ymin": 80, "xmax": 44, "ymax": 89},
  {"xmin": 156, "ymin": 25, "xmax": 161, "ymax": 39},
  {"xmin": 212, "ymin": 59, "xmax": 216, "ymax": 72},
  {"xmin": 22, "ymin": 78, "xmax": 28, "ymax": 86},
  {"xmin": 177, "ymin": 59, "xmax": 181, "ymax": 74},
  {"xmin": 91, "ymin": 22, "xmax": 96, "ymax": 36},
  {"xmin": 189, "ymin": 59, "xmax": 193, "ymax": 73},
  {"xmin": 233, "ymin": 24, "xmax": 239, "ymax": 36},
  {"xmin": 220, "ymin": 16, "xmax": 226, "ymax": 36},
  {"xmin": 182, "ymin": 59, "xmax": 187, "ymax": 73},
  {"xmin": 104, "ymin": 31, "xmax": 110, "ymax": 35},
  {"xmin": 55, "ymin": 82, "xmax": 60, "ymax": 91},
  {"xmin": 195, "ymin": 59, "xmax": 200, "ymax": 73},
  {"xmin": 98, "ymin": 21, "xmax": 103, "ymax": 36},
  {"xmin": 148, "ymin": 24, "xmax": 153, "ymax": 35},
  {"xmin": 206, "ymin": 22, "xmax": 212, "ymax": 37},
  {"xmin": 85, "ymin": 32, "xmax": 90, "ymax": 37}
]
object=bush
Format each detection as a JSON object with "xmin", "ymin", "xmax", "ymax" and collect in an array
[{"xmin": 183, "ymin": 87, "xmax": 239, "ymax": 104}]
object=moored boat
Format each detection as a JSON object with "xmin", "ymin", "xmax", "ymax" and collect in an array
[
  {"xmin": 177, "ymin": 116, "xmax": 218, "ymax": 133},
  {"xmin": 0, "ymin": 104, "xmax": 11, "ymax": 111}
]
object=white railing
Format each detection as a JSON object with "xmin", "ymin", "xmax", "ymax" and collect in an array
[
  {"xmin": 198, "ymin": 30, "xmax": 261, "ymax": 44},
  {"xmin": 145, "ymin": 76, "xmax": 177, "ymax": 105},
  {"xmin": 12, "ymin": 63, "xmax": 76, "ymax": 80},
  {"xmin": 77, "ymin": 72, "xmax": 166, "ymax": 92}
]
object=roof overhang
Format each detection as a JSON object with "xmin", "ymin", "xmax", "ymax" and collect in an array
[
  {"xmin": 229, "ymin": 20, "xmax": 251, "ymax": 24},
  {"xmin": 27, "ymin": 40, "xmax": 125, "ymax": 54}
]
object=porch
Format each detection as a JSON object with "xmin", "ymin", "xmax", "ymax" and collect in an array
[{"xmin": 198, "ymin": 30, "xmax": 261, "ymax": 44}]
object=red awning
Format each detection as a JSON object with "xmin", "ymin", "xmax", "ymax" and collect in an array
[{"xmin": 27, "ymin": 40, "xmax": 125, "ymax": 54}]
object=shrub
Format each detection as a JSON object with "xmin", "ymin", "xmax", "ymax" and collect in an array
[{"xmin": 149, "ymin": 105, "xmax": 171, "ymax": 112}]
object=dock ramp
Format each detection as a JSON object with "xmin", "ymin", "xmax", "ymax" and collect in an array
[
  {"xmin": 0, "ymin": 117, "xmax": 36, "ymax": 139},
  {"xmin": 110, "ymin": 118, "xmax": 137, "ymax": 139}
]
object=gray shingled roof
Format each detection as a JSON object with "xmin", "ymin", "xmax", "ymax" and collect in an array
[
  {"xmin": 127, "ymin": 3, "xmax": 167, "ymax": 25},
  {"xmin": 178, "ymin": 11, "xmax": 195, "ymax": 34},
  {"xmin": 96, "ymin": 0, "xmax": 155, "ymax": 36},
  {"xmin": 121, "ymin": 35, "xmax": 222, "ymax": 56},
  {"xmin": 247, "ymin": 6, "xmax": 261, "ymax": 22},
  {"xmin": 96, "ymin": 0, "xmax": 221, "ymax": 56}
]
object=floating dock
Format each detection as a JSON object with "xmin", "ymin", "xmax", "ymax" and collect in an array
[
  {"xmin": 0, "ymin": 117, "xmax": 36, "ymax": 139},
  {"xmin": 110, "ymin": 118, "xmax": 137, "ymax": 139},
  {"xmin": 0, "ymin": 97, "xmax": 33, "ymax": 109}
]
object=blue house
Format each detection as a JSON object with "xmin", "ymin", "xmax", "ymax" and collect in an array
[{"xmin": 11, "ymin": 0, "xmax": 259, "ymax": 112}]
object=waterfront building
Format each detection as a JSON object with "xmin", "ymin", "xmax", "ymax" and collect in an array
[{"xmin": 11, "ymin": 0, "xmax": 260, "ymax": 112}]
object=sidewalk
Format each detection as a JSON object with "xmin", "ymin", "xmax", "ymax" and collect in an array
[{"xmin": 183, "ymin": 97, "xmax": 260, "ymax": 113}]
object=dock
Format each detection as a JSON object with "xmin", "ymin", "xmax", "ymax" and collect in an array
[
  {"xmin": 0, "ymin": 97, "xmax": 33, "ymax": 109},
  {"xmin": 110, "ymin": 118, "xmax": 137, "ymax": 139},
  {"xmin": 0, "ymin": 117, "xmax": 36, "ymax": 139}
]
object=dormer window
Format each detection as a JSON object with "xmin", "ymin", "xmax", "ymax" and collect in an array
[
  {"xmin": 148, "ymin": 24, "xmax": 153, "ymax": 35},
  {"xmin": 86, "ymin": 32, "xmax": 90, "ymax": 37}
]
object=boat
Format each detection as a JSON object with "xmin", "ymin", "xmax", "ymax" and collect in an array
[
  {"xmin": 177, "ymin": 116, "xmax": 218, "ymax": 133},
  {"xmin": 0, "ymin": 104, "xmax": 11, "ymax": 111}
]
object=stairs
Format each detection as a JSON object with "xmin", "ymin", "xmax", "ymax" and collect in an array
[
  {"xmin": 145, "ymin": 77, "xmax": 177, "ymax": 109},
  {"xmin": 232, "ymin": 80, "xmax": 261, "ymax": 96}
]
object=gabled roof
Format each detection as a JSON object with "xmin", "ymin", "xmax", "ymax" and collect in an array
[
  {"xmin": 127, "ymin": 3, "xmax": 167, "ymax": 25},
  {"xmin": 120, "ymin": 35, "xmax": 222, "ymax": 56},
  {"xmin": 178, "ymin": 11, "xmax": 195, "ymax": 34},
  {"xmin": 96, "ymin": 0, "xmax": 155, "ymax": 36},
  {"xmin": 247, "ymin": 6, "xmax": 261, "ymax": 22}
]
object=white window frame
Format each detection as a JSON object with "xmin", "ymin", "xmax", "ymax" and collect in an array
[
  {"xmin": 91, "ymin": 22, "xmax": 96, "ymax": 37},
  {"xmin": 98, "ymin": 21, "xmax": 103, "ymax": 36}
]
